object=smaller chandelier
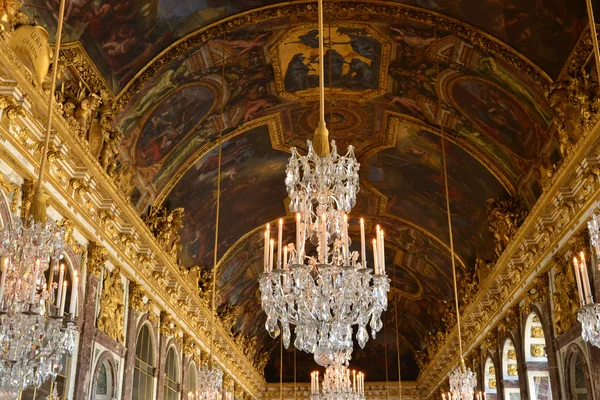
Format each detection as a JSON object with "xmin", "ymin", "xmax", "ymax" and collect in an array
[
  {"xmin": 0, "ymin": 218, "xmax": 77, "ymax": 393},
  {"xmin": 446, "ymin": 362, "xmax": 477, "ymax": 400},
  {"xmin": 197, "ymin": 366, "xmax": 223, "ymax": 400},
  {"xmin": 572, "ymin": 237, "xmax": 600, "ymax": 348},
  {"xmin": 311, "ymin": 364, "xmax": 365, "ymax": 400}
]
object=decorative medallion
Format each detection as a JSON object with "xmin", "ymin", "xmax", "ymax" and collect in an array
[{"xmin": 270, "ymin": 23, "xmax": 390, "ymax": 101}]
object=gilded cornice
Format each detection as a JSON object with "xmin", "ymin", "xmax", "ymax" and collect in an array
[
  {"xmin": 114, "ymin": 1, "xmax": 550, "ymax": 111},
  {"xmin": 419, "ymin": 103, "xmax": 600, "ymax": 396},
  {"xmin": 0, "ymin": 37, "xmax": 264, "ymax": 397}
]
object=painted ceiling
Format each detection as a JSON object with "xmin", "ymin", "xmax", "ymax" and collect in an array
[{"xmin": 24, "ymin": 0, "xmax": 577, "ymax": 384}]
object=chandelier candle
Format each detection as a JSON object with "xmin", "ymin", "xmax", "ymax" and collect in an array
[{"xmin": 572, "ymin": 245, "xmax": 600, "ymax": 348}]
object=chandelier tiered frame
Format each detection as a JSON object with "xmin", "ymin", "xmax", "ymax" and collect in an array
[
  {"xmin": 311, "ymin": 364, "xmax": 365, "ymax": 400},
  {"xmin": 258, "ymin": 143, "xmax": 390, "ymax": 366},
  {"xmin": 0, "ymin": 218, "xmax": 77, "ymax": 393}
]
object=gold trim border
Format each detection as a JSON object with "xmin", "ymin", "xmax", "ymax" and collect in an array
[{"xmin": 114, "ymin": 0, "xmax": 552, "ymax": 110}]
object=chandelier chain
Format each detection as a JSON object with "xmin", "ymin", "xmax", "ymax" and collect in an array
[
  {"xmin": 394, "ymin": 273, "xmax": 402, "ymax": 400},
  {"xmin": 37, "ymin": 0, "xmax": 66, "ymax": 194},
  {"xmin": 435, "ymin": 27, "xmax": 464, "ymax": 363},
  {"xmin": 318, "ymin": 0, "xmax": 325, "ymax": 124}
]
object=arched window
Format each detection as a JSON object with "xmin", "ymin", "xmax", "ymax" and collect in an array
[
  {"xmin": 185, "ymin": 361, "xmax": 198, "ymax": 397},
  {"xmin": 568, "ymin": 349, "xmax": 591, "ymax": 400},
  {"xmin": 95, "ymin": 360, "xmax": 114, "ymax": 400},
  {"xmin": 524, "ymin": 313, "xmax": 552, "ymax": 400},
  {"xmin": 133, "ymin": 324, "xmax": 156, "ymax": 400},
  {"xmin": 484, "ymin": 357, "xmax": 497, "ymax": 399},
  {"xmin": 164, "ymin": 346, "xmax": 180, "ymax": 400},
  {"xmin": 502, "ymin": 339, "xmax": 521, "ymax": 399}
]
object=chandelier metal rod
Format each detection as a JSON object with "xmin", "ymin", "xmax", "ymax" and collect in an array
[
  {"xmin": 585, "ymin": 0, "xmax": 600, "ymax": 83},
  {"xmin": 318, "ymin": 0, "xmax": 325, "ymax": 125},
  {"xmin": 30, "ymin": 0, "xmax": 67, "ymax": 223},
  {"xmin": 394, "ymin": 274, "xmax": 402, "ymax": 400},
  {"xmin": 208, "ymin": 32, "xmax": 227, "ymax": 367},
  {"xmin": 434, "ymin": 28, "xmax": 465, "ymax": 365}
]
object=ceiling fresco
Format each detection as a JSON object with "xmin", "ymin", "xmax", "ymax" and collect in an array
[
  {"xmin": 23, "ymin": 0, "xmax": 587, "ymax": 94},
  {"xmin": 364, "ymin": 124, "xmax": 508, "ymax": 263},
  {"xmin": 18, "ymin": 0, "xmax": 580, "ymax": 389},
  {"xmin": 162, "ymin": 124, "xmax": 289, "ymax": 269},
  {"xmin": 101, "ymin": 6, "xmax": 563, "ymax": 383}
]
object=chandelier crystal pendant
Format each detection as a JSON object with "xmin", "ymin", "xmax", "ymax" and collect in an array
[
  {"xmin": 197, "ymin": 368, "xmax": 224, "ymax": 400},
  {"xmin": 0, "ymin": 219, "xmax": 77, "ymax": 392},
  {"xmin": 311, "ymin": 365, "xmax": 365, "ymax": 400},
  {"xmin": 445, "ymin": 361, "xmax": 477, "ymax": 400},
  {"xmin": 258, "ymin": 0, "xmax": 389, "ymax": 367}
]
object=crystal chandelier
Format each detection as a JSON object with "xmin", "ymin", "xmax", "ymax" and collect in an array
[
  {"xmin": 311, "ymin": 364, "xmax": 365, "ymax": 400},
  {"xmin": 0, "ymin": 219, "xmax": 77, "ymax": 393},
  {"xmin": 445, "ymin": 361, "xmax": 477, "ymax": 400},
  {"xmin": 258, "ymin": 0, "xmax": 389, "ymax": 367},
  {"xmin": 0, "ymin": 0, "xmax": 78, "ymax": 394},
  {"xmin": 197, "ymin": 368, "xmax": 224, "ymax": 400}
]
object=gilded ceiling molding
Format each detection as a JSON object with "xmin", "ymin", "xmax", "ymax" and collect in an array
[
  {"xmin": 58, "ymin": 43, "xmax": 112, "ymax": 96},
  {"xmin": 557, "ymin": 25, "xmax": 593, "ymax": 83},
  {"xmin": 154, "ymin": 113, "xmax": 285, "ymax": 206},
  {"xmin": 114, "ymin": 1, "xmax": 550, "ymax": 112}
]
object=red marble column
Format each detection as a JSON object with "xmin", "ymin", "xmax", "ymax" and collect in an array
[
  {"xmin": 121, "ymin": 307, "xmax": 139, "ymax": 400},
  {"xmin": 73, "ymin": 272, "xmax": 100, "ymax": 399}
]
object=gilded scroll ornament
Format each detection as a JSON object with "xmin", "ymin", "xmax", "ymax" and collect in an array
[
  {"xmin": 507, "ymin": 364, "xmax": 518, "ymax": 376},
  {"xmin": 486, "ymin": 197, "xmax": 528, "ymax": 258},
  {"xmin": 488, "ymin": 379, "xmax": 496, "ymax": 390},
  {"xmin": 0, "ymin": 172, "xmax": 19, "ymax": 213},
  {"xmin": 0, "ymin": 95, "xmax": 24, "ymax": 128},
  {"xmin": 142, "ymin": 205, "xmax": 184, "ymax": 261},
  {"xmin": 160, "ymin": 312, "xmax": 182, "ymax": 344},
  {"xmin": 57, "ymin": 218, "xmax": 84, "ymax": 254},
  {"xmin": 552, "ymin": 255, "xmax": 579, "ymax": 335},
  {"xmin": 87, "ymin": 241, "xmax": 108, "ymax": 278},
  {"xmin": 97, "ymin": 265, "xmax": 125, "ymax": 343},
  {"xmin": 217, "ymin": 303, "xmax": 239, "ymax": 334},
  {"xmin": 546, "ymin": 67, "xmax": 600, "ymax": 160},
  {"xmin": 507, "ymin": 350, "xmax": 517, "ymax": 360}
]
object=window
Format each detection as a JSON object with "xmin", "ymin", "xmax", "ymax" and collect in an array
[
  {"xmin": 484, "ymin": 357, "xmax": 497, "ymax": 399},
  {"xmin": 164, "ymin": 347, "xmax": 180, "ymax": 400},
  {"xmin": 133, "ymin": 324, "xmax": 156, "ymax": 400},
  {"xmin": 569, "ymin": 351, "xmax": 589, "ymax": 400},
  {"xmin": 185, "ymin": 362, "xmax": 198, "ymax": 397},
  {"xmin": 502, "ymin": 339, "xmax": 521, "ymax": 399},
  {"xmin": 95, "ymin": 360, "xmax": 114, "ymax": 400},
  {"xmin": 524, "ymin": 313, "xmax": 552, "ymax": 400}
]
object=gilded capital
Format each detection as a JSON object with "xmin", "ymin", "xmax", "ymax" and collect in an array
[{"xmin": 87, "ymin": 241, "xmax": 108, "ymax": 278}]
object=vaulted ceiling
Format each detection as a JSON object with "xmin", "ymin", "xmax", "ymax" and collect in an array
[{"xmin": 24, "ymin": 0, "xmax": 587, "ymax": 384}]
